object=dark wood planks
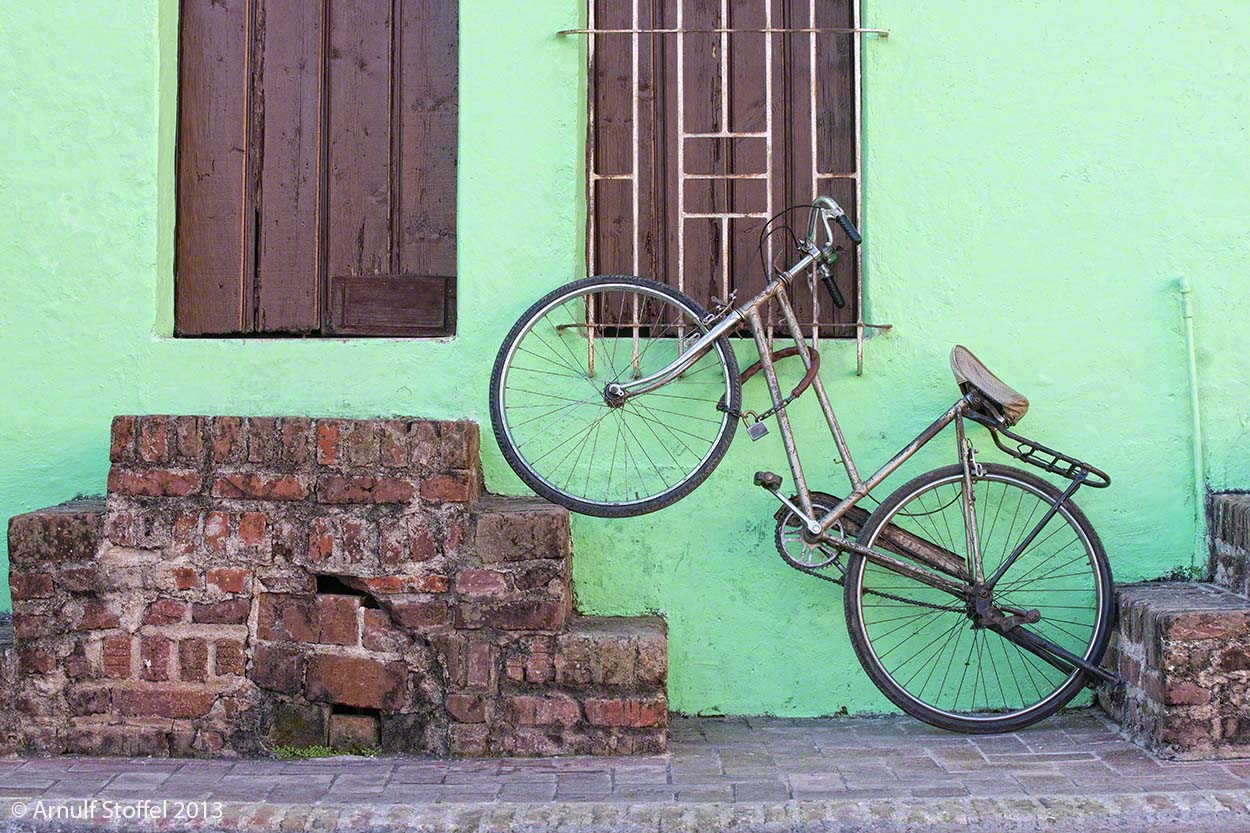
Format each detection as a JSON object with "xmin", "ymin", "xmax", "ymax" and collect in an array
[
  {"xmin": 175, "ymin": 0, "xmax": 250, "ymax": 335},
  {"xmin": 176, "ymin": 0, "xmax": 458, "ymax": 337},
  {"xmin": 255, "ymin": 0, "xmax": 323, "ymax": 333}
]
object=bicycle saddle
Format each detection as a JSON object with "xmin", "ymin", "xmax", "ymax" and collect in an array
[{"xmin": 950, "ymin": 345, "xmax": 1029, "ymax": 426}]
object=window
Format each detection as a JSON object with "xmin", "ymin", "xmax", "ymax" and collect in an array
[
  {"xmin": 587, "ymin": 0, "xmax": 859, "ymax": 337},
  {"xmin": 175, "ymin": 0, "xmax": 458, "ymax": 337}
]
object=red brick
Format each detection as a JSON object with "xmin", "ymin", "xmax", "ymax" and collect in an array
[
  {"xmin": 362, "ymin": 609, "xmax": 404, "ymax": 652},
  {"xmin": 212, "ymin": 472, "xmax": 309, "ymax": 501},
  {"xmin": 107, "ymin": 467, "xmax": 202, "ymax": 498},
  {"xmin": 467, "ymin": 641, "xmax": 494, "ymax": 690},
  {"xmin": 584, "ymin": 696, "xmax": 667, "ymax": 728},
  {"xmin": 362, "ymin": 574, "xmax": 449, "ymax": 594},
  {"xmin": 76, "ymin": 601, "xmax": 120, "ymax": 631},
  {"xmin": 214, "ymin": 640, "xmax": 246, "ymax": 676},
  {"xmin": 420, "ymin": 473, "xmax": 475, "ymax": 503},
  {"xmin": 379, "ymin": 421, "xmax": 409, "ymax": 467},
  {"xmin": 138, "ymin": 415, "xmax": 170, "ymax": 462},
  {"xmin": 103, "ymin": 636, "xmax": 132, "ymax": 678},
  {"xmin": 455, "ymin": 569, "xmax": 508, "ymax": 599},
  {"xmin": 143, "ymin": 599, "xmax": 187, "ymax": 626},
  {"xmin": 381, "ymin": 518, "xmax": 438, "ymax": 564},
  {"xmin": 19, "ymin": 647, "xmax": 56, "ymax": 675},
  {"xmin": 305, "ymin": 654, "xmax": 406, "ymax": 710},
  {"xmin": 309, "ymin": 517, "xmax": 334, "ymax": 562},
  {"xmin": 391, "ymin": 600, "xmax": 449, "ymax": 629},
  {"xmin": 172, "ymin": 568, "xmax": 202, "ymax": 591},
  {"xmin": 211, "ymin": 416, "xmax": 243, "ymax": 462},
  {"xmin": 57, "ymin": 567, "xmax": 99, "ymax": 593},
  {"xmin": 316, "ymin": 420, "xmax": 343, "ymax": 465},
  {"xmin": 179, "ymin": 638, "xmax": 208, "ymax": 682},
  {"xmin": 172, "ymin": 513, "xmax": 199, "ymax": 557},
  {"xmin": 192, "ymin": 599, "xmax": 250, "ymax": 625},
  {"xmin": 1164, "ymin": 610, "xmax": 1249, "ymax": 641},
  {"xmin": 508, "ymin": 694, "xmax": 581, "ymax": 727},
  {"xmin": 412, "ymin": 420, "xmax": 479, "ymax": 473},
  {"xmin": 319, "ymin": 475, "xmax": 415, "ymax": 505},
  {"xmin": 278, "ymin": 418, "xmax": 313, "ymax": 465},
  {"xmin": 9, "ymin": 572, "xmax": 53, "ymax": 600},
  {"xmin": 246, "ymin": 417, "xmax": 279, "ymax": 464},
  {"xmin": 140, "ymin": 636, "xmax": 173, "ymax": 681},
  {"xmin": 485, "ymin": 600, "xmax": 567, "ymax": 631},
  {"xmin": 118, "ymin": 687, "xmax": 217, "ymax": 719},
  {"xmin": 315, "ymin": 595, "xmax": 361, "ymax": 646},
  {"xmin": 446, "ymin": 693, "xmax": 486, "ymax": 723},
  {"xmin": 238, "ymin": 512, "xmax": 267, "ymax": 546},
  {"xmin": 13, "ymin": 613, "xmax": 51, "ymax": 639},
  {"xmin": 110, "ymin": 416, "xmax": 137, "ymax": 462},
  {"xmin": 174, "ymin": 416, "xmax": 204, "ymax": 459},
  {"xmin": 344, "ymin": 422, "xmax": 381, "ymax": 467},
  {"xmin": 106, "ymin": 510, "xmax": 134, "ymax": 546},
  {"xmin": 329, "ymin": 713, "xmax": 380, "ymax": 751},
  {"xmin": 341, "ymin": 517, "xmax": 374, "ymax": 562},
  {"xmin": 202, "ymin": 510, "xmax": 229, "ymax": 554},
  {"xmin": 251, "ymin": 644, "xmax": 305, "ymax": 694},
  {"xmin": 207, "ymin": 568, "xmax": 249, "ymax": 595},
  {"xmin": 1164, "ymin": 681, "xmax": 1211, "ymax": 706},
  {"xmin": 258, "ymin": 594, "xmax": 316, "ymax": 642}
]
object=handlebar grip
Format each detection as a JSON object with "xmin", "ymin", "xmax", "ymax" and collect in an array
[
  {"xmin": 819, "ymin": 267, "xmax": 847, "ymax": 310},
  {"xmin": 835, "ymin": 213, "xmax": 862, "ymax": 245}
]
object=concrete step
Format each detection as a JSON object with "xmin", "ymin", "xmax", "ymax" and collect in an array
[
  {"xmin": 1100, "ymin": 581, "xmax": 1250, "ymax": 759},
  {"xmin": 1211, "ymin": 493, "xmax": 1250, "ymax": 596}
]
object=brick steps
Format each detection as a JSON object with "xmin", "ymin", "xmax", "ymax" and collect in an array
[
  {"xmin": 1100, "ymin": 494, "xmax": 1250, "ymax": 759},
  {"xmin": 1, "ymin": 416, "xmax": 668, "ymax": 758}
]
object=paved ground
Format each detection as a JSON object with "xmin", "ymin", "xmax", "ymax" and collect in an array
[
  {"xmin": 2, "ymin": 710, "xmax": 1250, "ymax": 831},
  {"xmin": 0, "ymin": 616, "xmax": 11, "ymax": 648}
]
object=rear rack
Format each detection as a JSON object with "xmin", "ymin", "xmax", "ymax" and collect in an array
[{"xmin": 966, "ymin": 411, "xmax": 1111, "ymax": 489}]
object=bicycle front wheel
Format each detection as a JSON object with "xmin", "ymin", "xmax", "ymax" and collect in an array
[
  {"xmin": 490, "ymin": 276, "xmax": 740, "ymax": 517},
  {"xmin": 844, "ymin": 463, "xmax": 1113, "ymax": 733}
]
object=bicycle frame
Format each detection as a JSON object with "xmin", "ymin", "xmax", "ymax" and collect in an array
[{"xmin": 618, "ymin": 254, "xmax": 978, "ymax": 594}]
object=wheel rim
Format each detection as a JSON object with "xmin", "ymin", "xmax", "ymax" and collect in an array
[
  {"xmin": 496, "ymin": 282, "xmax": 735, "ymax": 510},
  {"xmin": 854, "ymin": 470, "xmax": 1105, "ymax": 722}
]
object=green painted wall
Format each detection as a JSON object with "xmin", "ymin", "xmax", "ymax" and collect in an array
[{"xmin": 1, "ymin": 0, "xmax": 1248, "ymax": 715}]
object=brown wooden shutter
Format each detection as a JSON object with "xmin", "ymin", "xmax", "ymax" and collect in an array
[
  {"xmin": 175, "ymin": 0, "xmax": 458, "ymax": 337},
  {"xmin": 588, "ymin": 0, "xmax": 857, "ymax": 337}
]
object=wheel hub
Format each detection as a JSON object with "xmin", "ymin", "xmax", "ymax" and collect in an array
[{"xmin": 603, "ymin": 382, "xmax": 628, "ymax": 408}]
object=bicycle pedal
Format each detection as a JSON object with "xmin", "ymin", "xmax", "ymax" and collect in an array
[
  {"xmin": 746, "ymin": 422, "xmax": 769, "ymax": 441},
  {"xmin": 754, "ymin": 470, "xmax": 783, "ymax": 491}
]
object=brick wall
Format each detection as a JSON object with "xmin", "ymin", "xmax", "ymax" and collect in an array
[{"xmin": 2, "ymin": 416, "xmax": 666, "ymax": 757}]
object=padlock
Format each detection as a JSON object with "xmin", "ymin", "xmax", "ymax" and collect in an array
[{"xmin": 745, "ymin": 416, "xmax": 769, "ymax": 441}]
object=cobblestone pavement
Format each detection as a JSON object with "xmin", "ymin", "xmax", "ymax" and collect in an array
[{"xmin": 2, "ymin": 710, "xmax": 1250, "ymax": 831}]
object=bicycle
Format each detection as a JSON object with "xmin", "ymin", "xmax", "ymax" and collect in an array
[{"xmin": 489, "ymin": 195, "xmax": 1116, "ymax": 733}]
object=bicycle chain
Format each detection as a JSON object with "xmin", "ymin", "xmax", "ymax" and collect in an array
[{"xmin": 779, "ymin": 549, "xmax": 963, "ymax": 613}]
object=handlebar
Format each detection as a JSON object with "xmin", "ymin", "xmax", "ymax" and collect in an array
[
  {"xmin": 804, "ymin": 197, "xmax": 860, "ymax": 310},
  {"xmin": 805, "ymin": 196, "xmax": 861, "ymax": 247}
]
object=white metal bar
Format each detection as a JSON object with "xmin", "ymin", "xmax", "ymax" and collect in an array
[
  {"xmin": 685, "ymin": 211, "xmax": 768, "ymax": 219},
  {"xmin": 631, "ymin": 0, "xmax": 640, "ymax": 277},
  {"xmin": 587, "ymin": 0, "xmax": 596, "ymax": 275},
  {"xmin": 853, "ymin": 0, "xmax": 865, "ymax": 374},
  {"xmin": 684, "ymin": 131, "xmax": 768, "ymax": 138},
  {"xmin": 676, "ymin": 0, "xmax": 684, "ymax": 297},
  {"xmin": 809, "ymin": 0, "xmax": 819, "ymax": 348},
  {"xmin": 764, "ymin": 0, "xmax": 773, "ymax": 335},
  {"xmin": 559, "ymin": 27, "xmax": 890, "ymax": 36},
  {"xmin": 591, "ymin": 173, "xmax": 635, "ymax": 180},
  {"xmin": 719, "ymin": 0, "xmax": 729, "ymax": 300},
  {"xmin": 684, "ymin": 172, "xmax": 768, "ymax": 180}
]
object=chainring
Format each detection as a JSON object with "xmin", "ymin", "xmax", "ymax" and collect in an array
[{"xmin": 773, "ymin": 492, "xmax": 845, "ymax": 573}]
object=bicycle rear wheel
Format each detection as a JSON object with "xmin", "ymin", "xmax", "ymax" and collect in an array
[
  {"xmin": 844, "ymin": 463, "xmax": 1113, "ymax": 733},
  {"xmin": 490, "ymin": 276, "xmax": 740, "ymax": 517}
]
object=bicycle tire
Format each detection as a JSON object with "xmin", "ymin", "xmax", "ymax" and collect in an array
[
  {"xmin": 844, "ymin": 463, "xmax": 1114, "ymax": 733},
  {"xmin": 489, "ymin": 275, "xmax": 741, "ymax": 518}
]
